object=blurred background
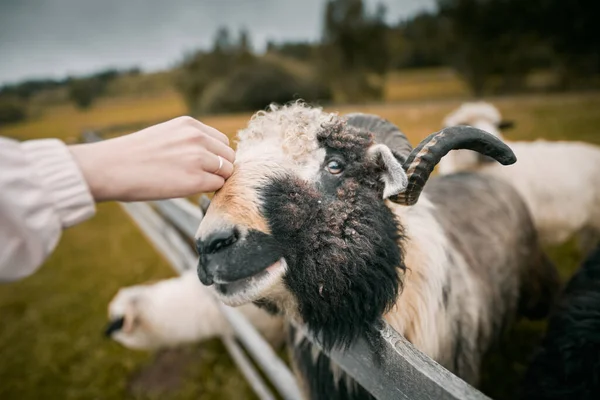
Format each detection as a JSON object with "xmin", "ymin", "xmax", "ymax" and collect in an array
[{"xmin": 0, "ymin": 0, "xmax": 598, "ymax": 399}]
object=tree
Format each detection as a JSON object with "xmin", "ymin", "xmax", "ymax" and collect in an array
[
  {"xmin": 438, "ymin": 0, "xmax": 543, "ymax": 95},
  {"xmin": 321, "ymin": 0, "xmax": 391, "ymax": 101},
  {"xmin": 213, "ymin": 27, "xmax": 233, "ymax": 53},
  {"xmin": 265, "ymin": 41, "xmax": 318, "ymax": 62},
  {"xmin": 535, "ymin": 0, "xmax": 599, "ymax": 88},
  {"xmin": 175, "ymin": 26, "xmax": 258, "ymax": 114},
  {"xmin": 388, "ymin": 12, "xmax": 449, "ymax": 70},
  {"xmin": 238, "ymin": 28, "xmax": 252, "ymax": 54},
  {"xmin": 237, "ymin": 28, "xmax": 255, "ymax": 65},
  {"xmin": 198, "ymin": 58, "xmax": 331, "ymax": 114},
  {"xmin": 0, "ymin": 97, "xmax": 27, "ymax": 125},
  {"xmin": 68, "ymin": 78, "xmax": 102, "ymax": 109}
]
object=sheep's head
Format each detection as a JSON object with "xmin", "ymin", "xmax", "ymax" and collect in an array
[
  {"xmin": 104, "ymin": 273, "xmax": 225, "ymax": 351},
  {"xmin": 195, "ymin": 102, "xmax": 516, "ymax": 349},
  {"xmin": 104, "ymin": 286, "xmax": 158, "ymax": 350},
  {"xmin": 443, "ymin": 101, "xmax": 515, "ymax": 138}
]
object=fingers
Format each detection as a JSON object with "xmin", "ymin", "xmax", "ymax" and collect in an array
[
  {"xmin": 174, "ymin": 116, "xmax": 235, "ymax": 166},
  {"xmin": 200, "ymin": 134, "xmax": 236, "ymax": 164},
  {"xmin": 198, "ymin": 122, "xmax": 230, "ymax": 146},
  {"xmin": 202, "ymin": 152, "xmax": 234, "ymax": 179},
  {"xmin": 195, "ymin": 172, "xmax": 226, "ymax": 193},
  {"xmin": 180, "ymin": 116, "xmax": 230, "ymax": 145}
]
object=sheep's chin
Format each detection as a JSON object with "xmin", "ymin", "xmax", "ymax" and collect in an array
[{"xmin": 212, "ymin": 258, "xmax": 287, "ymax": 306}]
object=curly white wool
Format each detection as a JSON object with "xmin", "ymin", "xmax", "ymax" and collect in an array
[{"xmin": 236, "ymin": 102, "xmax": 337, "ymax": 166}]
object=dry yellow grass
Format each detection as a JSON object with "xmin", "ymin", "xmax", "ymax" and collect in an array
[
  {"xmin": 384, "ymin": 68, "xmax": 470, "ymax": 103},
  {"xmin": 1, "ymin": 91, "xmax": 186, "ymax": 142}
]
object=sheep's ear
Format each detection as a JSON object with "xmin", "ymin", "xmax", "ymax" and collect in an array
[
  {"xmin": 498, "ymin": 120, "xmax": 515, "ymax": 130},
  {"xmin": 122, "ymin": 301, "xmax": 139, "ymax": 333},
  {"xmin": 368, "ymin": 144, "xmax": 408, "ymax": 199}
]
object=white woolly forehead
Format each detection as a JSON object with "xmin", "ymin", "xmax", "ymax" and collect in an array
[
  {"xmin": 235, "ymin": 103, "xmax": 339, "ymax": 167},
  {"xmin": 443, "ymin": 102, "xmax": 502, "ymax": 128}
]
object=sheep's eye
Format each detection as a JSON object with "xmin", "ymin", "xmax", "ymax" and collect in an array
[{"xmin": 326, "ymin": 160, "xmax": 344, "ymax": 175}]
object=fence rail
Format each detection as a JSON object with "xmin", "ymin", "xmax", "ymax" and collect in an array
[{"xmin": 83, "ymin": 131, "xmax": 491, "ymax": 400}]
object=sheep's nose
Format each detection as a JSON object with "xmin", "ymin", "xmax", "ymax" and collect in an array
[
  {"xmin": 196, "ymin": 228, "xmax": 239, "ymax": 285},
  {"xmin": 204, "ymin": 228, "xmax": 239, "ymax": 254},
  {"xmin": 104, "ymin": 316, "xmax": 125, "ymax": 337}
]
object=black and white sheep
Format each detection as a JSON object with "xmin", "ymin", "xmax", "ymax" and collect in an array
[
  {"xmin": 104, "ymin": 270, "xmax": 284, "ymax": 350},
  {"xmin": 194, "ymin": 102, "xmax": 559, "ymax": 399},
  {"xmin": 520, "ymin": 245, "xmax": 600, "ymax": 400},
  {"xmin": 438, "ymin": 101, "xmax": 600, "ymax": 252}
]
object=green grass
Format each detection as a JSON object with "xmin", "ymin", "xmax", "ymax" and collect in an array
[{"xmin": 1, "ymin": 72, "xmax": 600, "ymax": 399}]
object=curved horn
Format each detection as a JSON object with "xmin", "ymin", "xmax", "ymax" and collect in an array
[
  {"xmin": 345, "ymin": 113, "xmax": 413, "ymax": 161},
  {"xmin": 390, "ymin": 126, "xmax": 516, "ymax": 206}
]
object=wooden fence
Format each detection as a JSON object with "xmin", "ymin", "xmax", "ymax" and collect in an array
[{"xmin": 83, "ymin": 132, "xmax": 491, "ymax": 400}]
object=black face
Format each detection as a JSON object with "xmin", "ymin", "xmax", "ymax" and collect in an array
[{"xmin": 258, "ymin": 120, "xmax": 405, "ymax": 350}]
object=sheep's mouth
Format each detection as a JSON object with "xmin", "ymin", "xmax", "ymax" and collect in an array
[{"xmin": 213, "ymin": 259, "xmax": 286, "ymax": 306}]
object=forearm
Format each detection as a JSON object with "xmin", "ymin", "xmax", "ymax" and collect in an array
[
  {"xmin": 0, "ymin": 116, "xmax": 233, "ymax": 281},
  {"xmin": 0, "ymin": 137, "xmax": 95, "ymax": 282}
]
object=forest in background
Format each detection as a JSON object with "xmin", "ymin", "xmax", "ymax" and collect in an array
[{"xmin": 0, "ymin": 0, "xmax": 598, "ymax": 125}]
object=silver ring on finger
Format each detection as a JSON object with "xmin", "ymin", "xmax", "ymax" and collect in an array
[{"xmin": 214, "ymin": 155, "xmax": 223, "ymax": 174}]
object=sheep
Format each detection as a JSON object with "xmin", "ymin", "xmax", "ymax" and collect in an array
[
  {"xmin": 104, "ymin": 270, "xmax": 285, "ymax": 351},
  {"xmin": 520, "ymin": 244, "xmax": 600, "ymax": 400},
  {"xmin": 438, "ymin": 101, "xmax": 600, "ymax": 253},
  {"xmin": 194, "ymin": 102, "xmax": 559, "ymax": 399}
]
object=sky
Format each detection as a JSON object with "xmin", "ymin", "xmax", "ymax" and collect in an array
[{"xmin": 0, "ymin": 0, "xmax": 436, "ymax": 85}]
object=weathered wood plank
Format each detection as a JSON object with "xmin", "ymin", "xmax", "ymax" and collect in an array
[
  {"xmin": 153, "ymin": 199, "xmax": 201, "ymax": 238},
  {"xmin": 119, "ymin": 202, "xmax": 190, "ymax": 273},
  {"xmin": 291, "ymin": 321, "xmax": 491, "ymax": 400}
]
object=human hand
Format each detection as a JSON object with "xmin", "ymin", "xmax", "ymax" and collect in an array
[{"xmin": 69, "ymin": 117, "xmax": 235, "ymax": 202}]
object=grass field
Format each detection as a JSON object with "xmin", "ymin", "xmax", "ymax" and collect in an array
[{"xmin": 1, "ymin": 69, "xmax": 600, "ymax": 400}]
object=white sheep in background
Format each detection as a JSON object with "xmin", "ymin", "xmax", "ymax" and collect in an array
[
  {"xmin": 105, "ymin": 270, "xmax": 285, "ymax": 351},
  {"xmin": 438, "ymin": 101, "xmax": 600, "ymax": 252}
]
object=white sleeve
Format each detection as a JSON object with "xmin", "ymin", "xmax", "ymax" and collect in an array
[{"xmin": 0, "ymin": 137, "xmax": 96, "ymax": 282}]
